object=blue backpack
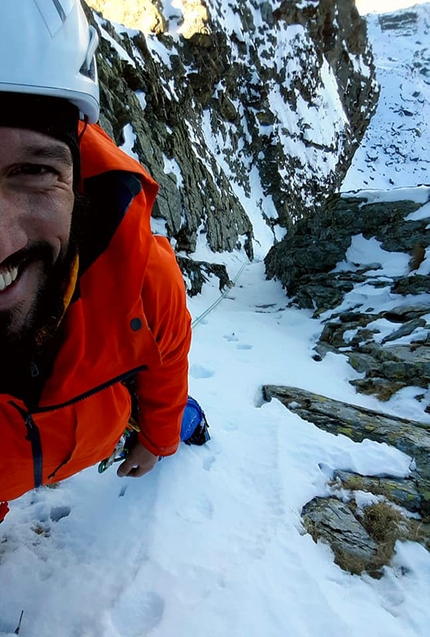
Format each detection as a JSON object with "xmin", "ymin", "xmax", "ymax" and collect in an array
[{"xmin": 181, "ymin": 396, "xmax": 210, "ymax": 445}]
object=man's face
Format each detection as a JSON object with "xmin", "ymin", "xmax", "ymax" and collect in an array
[{"xmin": 0, "ymin": 127, "xmax": 74, "ymax": 342}]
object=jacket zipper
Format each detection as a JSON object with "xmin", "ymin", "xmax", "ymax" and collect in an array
[
  {"xmin": 26, "ymin": 413, "xmax": 43, "ymax": 489},
  {"xmin": 9, "ymin": 365, "xmax": 147, "ymax": 489},
  {"xmin": 30, "ymin": 365, "xmax": 146, "ymax": 415}
]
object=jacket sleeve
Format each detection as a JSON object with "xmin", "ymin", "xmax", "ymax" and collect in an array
[{"xmin": 135, "ymin": 236, "xmax": 192, "ymax": 456}]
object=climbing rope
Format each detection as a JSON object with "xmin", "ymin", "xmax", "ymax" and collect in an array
[{"xmin": 191, "ymin": 262, "xmax": 248, "ymax": 329}]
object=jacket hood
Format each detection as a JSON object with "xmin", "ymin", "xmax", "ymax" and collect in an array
[{"xmin": 79, "ymin": 122, "xmax": 159, "ymax": 208}]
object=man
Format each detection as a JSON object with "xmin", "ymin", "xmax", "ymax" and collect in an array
[{"xmin": 0, "ymin": 0, "xmax": 195, "ymax": 523}]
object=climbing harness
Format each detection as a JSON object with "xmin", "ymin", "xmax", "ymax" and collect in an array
[{"xmin": 98, "ymin": 417, "xmax": 140, "ymax": 473}]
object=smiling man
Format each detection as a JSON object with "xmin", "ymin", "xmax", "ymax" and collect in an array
[
  {"xmin": 0, "ymin": 98, "xmax": 78, "ymax": 395},
  {"xmin": 0, "ymin": 0, "xmax": 196, "ymax": 522}
]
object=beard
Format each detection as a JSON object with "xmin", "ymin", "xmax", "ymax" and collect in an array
[{"xmin": 0, "ymin": 193, "xmax": 88, "ymax": 397}]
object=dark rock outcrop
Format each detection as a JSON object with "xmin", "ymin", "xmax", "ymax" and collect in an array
[
  {"xmin": 265, "ymin": 193, "xmax": 426, "ymax": 305},
  {"xmin": 176, "ymin": 256, "xmax": 231, "ymax": 297},
  {"xmin": 263, "ymin": 188, "xmax": 430, "ymax": 574},
  {"xmin": 302, "ymin": 496, "xmax": 430, "ymax": 577},
  {"xmin": 263, "ymin": 384, "xmax": 430, "ymax": 576},
  {"xmin": 266, "ymin": 186, "xmax": 430, "ymax": 410}
]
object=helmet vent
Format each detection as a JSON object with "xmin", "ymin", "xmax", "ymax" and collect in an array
[
  {"xmin": 52, "ymin": 0, "xmax": 67, "ymax": 22},
  {"xmin": 80, "ymin": 56, "xmax": 97, "ymax": 82},
  {"xmin": 80, "ymin": 26, "xmax": 99, "ymax": 82},
  {"xmin": 34, "ymin": 0, "xmax": 73, "ymax": 37}
]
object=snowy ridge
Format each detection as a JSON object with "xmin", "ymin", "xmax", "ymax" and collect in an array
[{"xmin": 343, "ymin": 3, "xmax": 430, "ymax": 191}]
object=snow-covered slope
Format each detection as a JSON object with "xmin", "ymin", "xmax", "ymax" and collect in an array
[
  {"xmin": 343, "ymin": 2, "xmax": 430, "ymax": 190},
  {"xmin": 1, "ymin": 254, "xmax": 430, "ymax": 637}
]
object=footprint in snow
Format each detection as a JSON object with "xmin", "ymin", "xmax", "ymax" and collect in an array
[
  {"xmin": 223, "ymin": 333, "xmax": 239, "ymax": 342},
  {"xmin": 189, "ymin": 364, "xmax": 214, "ymax": 379},
  {"xmin": 110, "ymin": 590, "xmax": 164, "ymax": 637},
  {"xmin": 203, "ymin": 455, "xmax": 216, "ymax": 471},
  {"xmin": 224, "ymin": 333, "xmax": 253, "ymax": 349},
  {"xmin": 177, "ymin": 494, "xmax": 214, "ymax": 523},
  {"xmin": 50, "ymin": 506, "xmax": 71, "ymax": 522}
]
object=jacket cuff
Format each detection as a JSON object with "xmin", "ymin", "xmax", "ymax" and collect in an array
[{"xmin": 137, "ymin": 431, "xmax": 179, "ymax": 457}]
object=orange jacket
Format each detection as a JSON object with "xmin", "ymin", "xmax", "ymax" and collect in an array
[{"xmin": 0, "ymin": 124, "xmax": 191, "ymax": 503}]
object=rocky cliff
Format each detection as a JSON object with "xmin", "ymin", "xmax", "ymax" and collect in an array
[
  {"xmin": 264, "ymin": 185, "xmax": 430, "ymax": 576},
  {"xmin": 83, "ymin": 0, "xmax": 378, "ymax": 290}
]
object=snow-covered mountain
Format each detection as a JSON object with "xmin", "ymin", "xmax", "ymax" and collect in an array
[
  {"xmin": 343, "ymin": 2, "xmax": 430, "ymax": 191},
  {"xmin": 1, "ymin": 3, "xmax": 430, "ymax": 637},
  {"xmin": 84, "ymin": 0, "xmax": 378, "ymax": 268}
]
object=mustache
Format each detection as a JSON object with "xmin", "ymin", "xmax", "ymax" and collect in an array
[{"xmin": 0, "ymin": 242, "xmax": 57, "ymax": 273}]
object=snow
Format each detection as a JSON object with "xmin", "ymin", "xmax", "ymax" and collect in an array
[
  {"xmin": 93, "ymin": 14, "xmax": 137, "ymax": 68},
  {"xmin": 2, "ymin": 255, "xmax": 430, "ymax": 636},
  {"xmin": 356, "ymin": 0, "xmax": 429, "ymax": 14},
  {"xmin": 406, "ymin": 201, "xmax": 430, "ymax": 221},
  {"xmin": 163, "ymin": 155, "xmax": 184, "ymax": 189},
  {"xmin": 342, "ymin": 186, "xmax": 430, "ymax": 205},
  {"xmin": 135, "ymin": 91, "xmax": 147, "ymax": 110},
  {"xmin": 120, "ymin": 124, "xmax": 140, "ymax": 161},
  {"xmin": 342, "ymin": 3, "xmax": 430, "ymax": 191},
  {"xmin": 334, "ymin": 234, "xmax": 411, "ymax": 277},
  {"xmin": 1, "ymin": 3, "xmax": 430, "ymax": 637}
]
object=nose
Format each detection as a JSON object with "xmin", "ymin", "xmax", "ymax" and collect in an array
[{"xmin": 0, "ymin": 189, "xmax": 28, "ymax": 265}]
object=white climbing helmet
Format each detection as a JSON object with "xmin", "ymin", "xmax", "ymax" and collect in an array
[{"xmin": 0, "ymin": 0, "xmax": 100, "ymax": 123}]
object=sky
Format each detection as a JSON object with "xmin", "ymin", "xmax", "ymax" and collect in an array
[
  {"xmin": 356, "ymin": 0, "xmax": 429, "ymax": 13},
  {"xmin": 1, "ymin": 3, "xmax": 430, "ymax": 637}
]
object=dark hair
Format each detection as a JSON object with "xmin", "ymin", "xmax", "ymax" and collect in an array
[{"xmin": 0, "ymin": 92, "xmax": 81, "ymax": 182}]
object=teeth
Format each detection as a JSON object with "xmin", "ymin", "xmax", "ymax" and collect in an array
[{"xmin": 0, "ymin": 266, "xmax": 18, "ymax": 292}]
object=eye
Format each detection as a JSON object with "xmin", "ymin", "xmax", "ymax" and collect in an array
[{"xmin": 13, "ymin": 163, "xmax": 58, "ymax": 177}]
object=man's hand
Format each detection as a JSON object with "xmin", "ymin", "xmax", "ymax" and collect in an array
[{"xmin": 117, "ymin": 440, "xmax": 159, "ymax": 478}]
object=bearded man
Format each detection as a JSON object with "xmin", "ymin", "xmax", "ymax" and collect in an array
[{"xmin": 0, "ymin": 0, "xmax": 201, "ymax": 523}]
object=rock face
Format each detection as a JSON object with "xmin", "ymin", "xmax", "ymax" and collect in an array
[
  {"xmin": 264, "ymin": 384, "xmax": 430, "ymax": 576},
  {"xmin": 266, "ymin": 188, "xmax": 430, "ymax": 405},
  {"xmin": 88, "ymin": 0, "xmax": 167, "ymax": 34},
  {"xmin": 263, "ymin": 384, "xmax": 430, "ymax": 517},
  {"xmin": 263, "ymin": 189, "xmax": 430, "ymax": 576},
  {"xmin": 302, "ymin": 496, "xmax": 430, "ymax": 577},
  {"xmin": 265, "ymin": 192, "xmax": 427, "ymax": 304},
  {"xmin": 83, "ymin": 0, "xmax": 378, "ymax": 281}
]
